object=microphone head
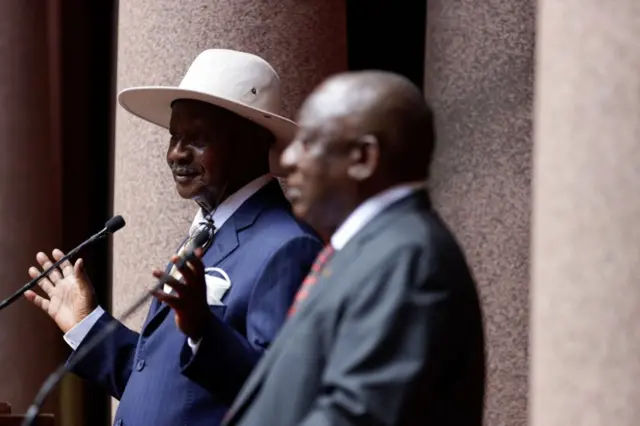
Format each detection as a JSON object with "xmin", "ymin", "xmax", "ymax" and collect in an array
[
  {"xmin": 193, "ymin": 230, "xmax": 211, "ymax": 250},
  {"xmin": 105, "ymin": 215, "xmax": 126, "ymax": 233}
]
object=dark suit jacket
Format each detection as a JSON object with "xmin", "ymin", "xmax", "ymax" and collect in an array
[
  {"xmin": 224, "ymin": 191, "xmax": 485, "ymax": 426},
  {"xmin": 67, "ymin": 180, "xmax": 323, "ymax": 426}
]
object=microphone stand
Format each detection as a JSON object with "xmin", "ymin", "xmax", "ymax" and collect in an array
[
  {"xmin": 0, "ymin": 216, "xmax": 125, "ymax": 312},
  {"xmin": 21, "ymin": 230, "xmax": 211, "ymax": 426}
]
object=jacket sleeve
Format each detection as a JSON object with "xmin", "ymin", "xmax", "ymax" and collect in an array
[
  {"xmin": 180, "ymin": 235, "xmax": 323, "ymax": 405},
  {"xmin": 66, "ymin": 311, "xmax": 140, "ymax": 400},
  {"xmin": 296, "ymin": 245, "xmax": 456, "ymax": 426}
]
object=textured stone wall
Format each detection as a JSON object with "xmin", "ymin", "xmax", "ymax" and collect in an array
[{"xmin": 424, "ymin": 0, "xmax": 535, "ymax": 424}]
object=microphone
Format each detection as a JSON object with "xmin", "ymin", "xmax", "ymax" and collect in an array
[
  {"xmin": 21, "ymin": 229, "xmax": 211, "ymax": 426},
  {"xmin": 0, "ymin": 215, "xmax": 126, "ymax": 312}
]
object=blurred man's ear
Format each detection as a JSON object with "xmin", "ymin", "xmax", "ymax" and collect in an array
[{"xmin": 347, "ymin": 134, "xmax": 379, "ymax": 181}]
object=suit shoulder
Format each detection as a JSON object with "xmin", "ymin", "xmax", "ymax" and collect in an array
[
  {"xmin": 259, "ymin": 204, "xmax": 319, "ymax": 238},
  {"xmin": 384, "ymin": 208, "xmax": 464, "ymax": 256},
  {"xmin": 368, "ymin": 209, "xmax": 475, "ymax": 290},
  {"xmin": 248, "ymin": 203, "xmax": 322, "ymax": 250}
]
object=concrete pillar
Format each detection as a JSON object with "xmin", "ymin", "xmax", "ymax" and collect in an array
[
  {"xmin": 530, "ymin": 1, "xmax": 640, "ymax": 425},
  {"xmin": 424, "ymin": 1, "xmax": 535, "ymax": 425},
  {"xmin": 0, "ymin": 0, "xmax": 65, "ymax": 416},
  {"xmin": 112, "ymin": 0, "xmax": 347, "ymax": 330}
]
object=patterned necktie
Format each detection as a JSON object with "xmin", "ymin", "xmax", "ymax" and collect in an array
[
  {"xmin": 167, "ymin": 221, "xmax": 215, "ymax": 284},
  {"xmin": 288, "ymin": 244, "xmax": 335, "ymax": 317}
]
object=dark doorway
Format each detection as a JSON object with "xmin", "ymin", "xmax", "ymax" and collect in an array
[
  {"xmin": 346, "ymin": 1, "xmax": 427, "ymax": 92},
  {"xmin": 56, "ymin": 0, "xmax": 118, "ymax": 424}
]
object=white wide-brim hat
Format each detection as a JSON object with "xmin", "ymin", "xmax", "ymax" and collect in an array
[{"xmin": 117, "ymin": 49, "xmax": 297, "ymax": 164}]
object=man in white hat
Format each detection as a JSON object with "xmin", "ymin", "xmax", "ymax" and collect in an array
[{"xmin": 24, "ymin": 49, "xmax": 323, "ymax": 426}]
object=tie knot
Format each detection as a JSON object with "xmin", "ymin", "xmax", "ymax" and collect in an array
[
  {"xmin": 187, "ymin": 221, "xmax": 215, "ymax": 251},
  {"xmin": 192, "ymin": 219, "xmax": 215, "ymax": 235}
]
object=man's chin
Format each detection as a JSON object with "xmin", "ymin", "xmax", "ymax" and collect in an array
[
  {"xmin": 175, "ymin": 182, "xmax": 201, "ymax": 200},
  {"xmin": 294, "ymin": 205, "xmax": 323, "ymax": 231},
  {"xmin": 290, "ymin": 201, "xmax": 307, "ymax": 219}
]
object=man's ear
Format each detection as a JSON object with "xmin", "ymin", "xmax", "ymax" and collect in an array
[{"xmin": 347, "ymin": 134, "xmax": 379, "ymax": 181}]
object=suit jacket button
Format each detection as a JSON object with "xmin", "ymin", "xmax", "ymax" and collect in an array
[{"xmin": 136, "ymin": 359, "xmax": 145, "ymax": 371}]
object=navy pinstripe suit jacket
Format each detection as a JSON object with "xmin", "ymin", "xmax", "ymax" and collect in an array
[{"xmin": 68, "ymin": 180, "xmax": 323, "ymax": 426}]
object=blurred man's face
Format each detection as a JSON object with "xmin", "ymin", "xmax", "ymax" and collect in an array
[{"xmin": 280, "ymin": 99, "xmax": 360, "ymax": 231}]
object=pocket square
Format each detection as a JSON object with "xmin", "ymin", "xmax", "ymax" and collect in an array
[{"xmin": 204, "ymin": 267, "xmax": 232, "ymax": 306}]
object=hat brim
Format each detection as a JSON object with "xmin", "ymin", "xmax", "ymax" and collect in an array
[{"xmin": 117, "ymin": 86, "xmax": 297, "ymax": 176}]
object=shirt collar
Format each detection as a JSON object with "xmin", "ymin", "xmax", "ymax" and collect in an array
[
  {"xmin": 330, "ymin": 181, "xmax": 425, "ymax": 250},
  {"xmin": 189, "ymin": 174, "xmax": 274, "ymax": 235}
]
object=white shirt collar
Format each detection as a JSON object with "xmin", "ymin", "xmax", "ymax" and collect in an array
[
  {"xmin": 189, "ymin": 174, "xmax": 274, "ymax": 235},
  {"xmin": 330, "ymin": 181, "xmax": 425, "ymax": 250}
]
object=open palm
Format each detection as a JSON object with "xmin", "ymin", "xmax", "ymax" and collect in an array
[{"xmin": 24, "ymin": 249, "xmax": 97, "ymax": 333}]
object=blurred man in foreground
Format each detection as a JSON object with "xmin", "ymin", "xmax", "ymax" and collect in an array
[
  {"xmin": 222, "ymin": 70, "xmax": 486, "ymax": 425},
  {"xmin": 24, "ymin": 49, "xmax": 322, "ymax": 426}
]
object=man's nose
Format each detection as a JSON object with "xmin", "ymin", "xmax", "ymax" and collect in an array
[
  {"xmin": 167, "ymin": 140, "xmax": 192, "ymax": 163},
  {"xmin": 280, "ymin": 141, "xmax": 300, "ymax": 170}
]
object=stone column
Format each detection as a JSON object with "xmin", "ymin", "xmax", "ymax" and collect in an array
[
  {"xmin": 530, "ymin": 1, "xmax": 640, "ymax": 425},
  {"xmin": 424, "ymin": 1, "xmax": 535, "ymax": 425},
  {"xmin": 0, "ymin": 0, "xmax": 65, "ymax": 416},
  {"xmin": 112, "ymin": 0, "xmax": 347, "ymax": 330}
]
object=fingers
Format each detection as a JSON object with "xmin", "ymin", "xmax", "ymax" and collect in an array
[
  {"xmin": 151, "ymin": 289, "xmax": 185, "ymax": 310},
  {"xmin": 170, "ymin": 255, "xmax": 194, "ymax": 283},
  {"xmin": 172, "ymin": 253, "xmax": 205, "ymax": 285},
  {"xmin": 52, "ymin": 249, "xmax": 73, "ymax": 277},
  {"xmin": 28, "ymin": 266, "xmax": 55, "ymax": 295},
  {"xmin": 188, "ymin": 251, "xmax": 205, "ymax": 277},
  {"xmin": 73, "ymin": 258, "xmax": 85, "ymax": 279},
  {"xmin": 36, "ymin": 252, "xmax": 62, "ymax": 283},
  {"xmin": 24, "ymin": 290, "xmax": 50, "ymax": 313},
  {"xmin": 152, "ymin": 270, "xmax": 187, "ymax": 296}
]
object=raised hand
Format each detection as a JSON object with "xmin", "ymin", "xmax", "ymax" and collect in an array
[
  {"xmin": 151, "ymin": 248, "xmax": 211, "ymax": 341},
  {"xmin": 24, "ymin": 249, "xmax": 97, "ymax": 333}
]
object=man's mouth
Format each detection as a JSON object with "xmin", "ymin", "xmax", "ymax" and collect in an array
[
  {"xmin": 172, "ymin": 167, "xmax": 200, "ymax": 182},
  {"xmin": 285, "ymin": 186, "xmax": 302, "ymax": 200}
]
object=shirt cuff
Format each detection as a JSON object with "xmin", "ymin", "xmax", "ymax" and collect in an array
[
  {"xmin": 187, "ymin": 337, "xmax": 202, "ymax": 354},
  {"xmin": 63, "ymin": 306, "xmax": 105, "ymax": 350}
]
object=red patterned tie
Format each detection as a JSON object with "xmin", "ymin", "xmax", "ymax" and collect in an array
[{"xmin": 288, "ymin": 244, "xmax": 335, "ymax": 317}]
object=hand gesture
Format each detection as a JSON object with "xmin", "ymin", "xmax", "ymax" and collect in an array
[
  {"xmin": 152, "ymin": 248, "xmax": 210, "ymax": 341},
  {"xmin": 24, "ymin": 249, "xmax": 97, "ymax": 333}
]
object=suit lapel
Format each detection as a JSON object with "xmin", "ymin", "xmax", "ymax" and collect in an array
[
  {"xmin": 227, "ymin": 191, "xmax": 433, "ymax": 421},
  {"xmin": 141, "ymin": 180, "xmax": 287, "ymax": 336},
  {"xmin": 272, "ymin": 193, "xmax": 427, "ymax": 326}
]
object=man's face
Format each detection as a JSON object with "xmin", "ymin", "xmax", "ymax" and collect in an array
[
  {"xmin": 167, "ymin": 100, "xmax": 234, "ymax": 202},
  {"xmin": 280, "ymin": 100, "xmax": 357, "ymax": 228}
]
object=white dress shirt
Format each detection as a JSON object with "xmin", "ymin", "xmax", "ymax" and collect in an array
[
  {"xmin": 63, "ymin": 174, "xmax": 274, "ymax": 354},
  {"xmin": 330, "ymin": 181, "xmax": 425, "ymax": 250}
]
